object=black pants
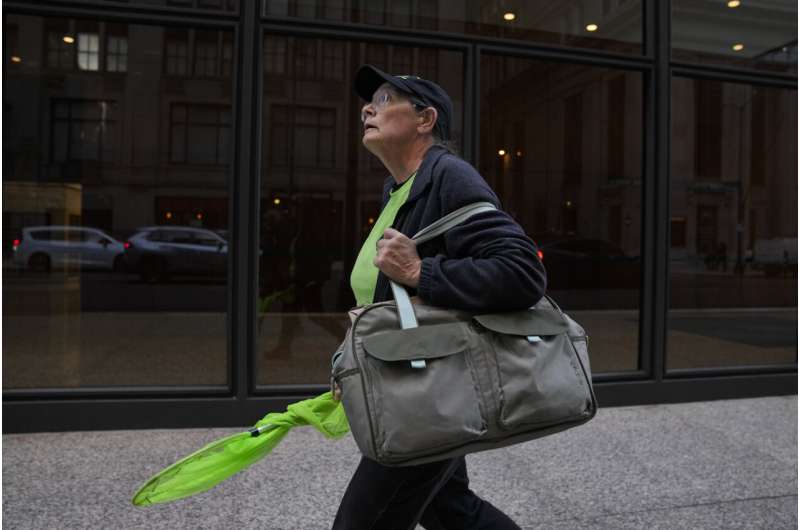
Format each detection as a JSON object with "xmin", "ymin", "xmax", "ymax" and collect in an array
[{"xmin": 332, "ymin": 455, "xmax": 522, "ymax": 530}]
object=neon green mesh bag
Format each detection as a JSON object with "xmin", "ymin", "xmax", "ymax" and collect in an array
[{"xmin": 132, "ymin": 391, "xmax": 349, "ymax": 506}]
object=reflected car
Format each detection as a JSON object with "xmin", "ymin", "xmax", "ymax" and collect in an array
[
  {"xmin": 11, "ymin": 225, "xmax": 125, "ymax": 273},
  {"xmin": 532, "ymin": 235, "xmax": 640, "ymax": 289},
  {"xmin": 122, "ymin": 226, "xmax": 229, "ymax": 283}
]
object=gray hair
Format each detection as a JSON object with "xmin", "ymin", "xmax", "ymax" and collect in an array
[{"xmin": 430, "ymin": 132, "xmax": 460, "ymax": 157}]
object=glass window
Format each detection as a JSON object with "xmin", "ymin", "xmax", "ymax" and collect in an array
[
  {"xmin": 221, "ymin": 34, "xmax": 234, "ymax": 77},
  {"xmin": 263, "ymin": 0, "xmax": 643, "ymax": 55},
  {"xmin": 6, "ymin": 24, "xmax": 21, "ymax": 67},
  {"xmin": 321, "ymin": 40, "xmax": 345, "ymax": 81},
  {"xmin": 51, "ymin": 100, "xmax": 118, "ymax": 163},
  {"xmin": 481, "ymin": 53, "xmax": 644, "ymax": 373},
  {"xmin": 4, "ymin": 15, "xmax": 234, "ymax": 390},
  {"xmin": 264, "ymin": 35, "xmax": 287, "ymax": 76},
  {"xmin": 194, "ymin": 31, "xmax": 219, "ymax": 77},
  {"xmin": 672, "ymin": 0, "xmax": 797, "ymax": 74},
  {"xmin": 668, "ymin": 79, "xmax": 798, "ymax": 370},
  {"xmin": 164, "ymin": 29, "xmax": 189, "ymax": 76},
  {"xmin": 258, "ymin": 35, "xmax": 464, "ymax": 386},
  {"xmin": 46, "ymin": 21, "xmax": 74, "ymax": 70},
  {"xmin": 170, "ymin": 103, "xmax": 231, "ymax": 165},
  {"xmin": 106, "ymin": 32, "xmax": 128, "ymax": 73},
  {"xmin": 77, "ymin": 32, "xmax": 99, "ymax": 71}
]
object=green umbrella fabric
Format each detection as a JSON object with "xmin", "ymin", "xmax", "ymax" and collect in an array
[{"xmin": 132, "ymin": 391, "xmax": 349, "ymax": 506}]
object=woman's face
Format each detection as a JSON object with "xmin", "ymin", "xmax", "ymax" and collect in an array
[{"xmin": 361, "ymin": 82, "xmax": 428, "ymax": 155}]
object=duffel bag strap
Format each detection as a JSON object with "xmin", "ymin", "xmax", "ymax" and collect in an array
[
  {"xmin": 389, "ymin": 202, "xmax": 498, "ymax": 369},
  {"xmin": 411, "ymin": 202, "xmax": 497, "ymax": 246}
]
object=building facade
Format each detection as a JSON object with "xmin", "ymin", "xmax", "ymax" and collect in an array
[{"xmin": 3, "ymin": 0, "xmax": 797, "ymax": 432}]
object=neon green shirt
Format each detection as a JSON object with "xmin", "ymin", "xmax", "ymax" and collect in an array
[{"xmin": 350, "ymin": 172, "xmax": 417, "ymax": 306}]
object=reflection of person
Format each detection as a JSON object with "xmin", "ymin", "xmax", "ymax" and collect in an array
[{"xmin": 331, "ymin": 65, "xmax": 547, "ymax": 530}]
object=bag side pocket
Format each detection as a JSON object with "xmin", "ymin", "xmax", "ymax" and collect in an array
[
  {"xmin": 363, "ymin": 350, "xmax": 487, "ymax": 460},
  {"xmin": 489, "ymin": 331, "xmax": 592, "ymax": 430}
]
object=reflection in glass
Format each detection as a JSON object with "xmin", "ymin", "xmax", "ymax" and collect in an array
[
  {"xmin": 480, "ymin": 54, "xmax": 644, "ymax": 372},
  {"xmin": 3, "ymin": 15, "xmax": 234, "ymax": 389},
  {"xmin": 264, "ymin": 0, "xmax": 643, "ymax": 55},
  {"xmin": 673, "ymin": 0, "xmax": 797, "ymax": 74},
  {"xmin": 258, "ymin": 35, "xmax": 464, "ymax": 385},
  {"xmin": 668, "ymin": 79, "xmax": 798, "ymax": 370}
]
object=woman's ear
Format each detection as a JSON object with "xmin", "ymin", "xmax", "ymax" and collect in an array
[{"xmin": 417, "ymin": 107, "xmax": 438, "ymax": 135}]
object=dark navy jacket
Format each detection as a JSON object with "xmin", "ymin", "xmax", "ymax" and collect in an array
[{"xmin": 372, "ymin": 144, "xmax": 547, "ymax": 312}]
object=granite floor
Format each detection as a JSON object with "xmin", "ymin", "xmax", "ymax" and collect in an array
[{"xmin": 3, "ymin": 395, "xmax": 797, "ymax": 530}]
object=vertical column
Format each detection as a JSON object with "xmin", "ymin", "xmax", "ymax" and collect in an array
[
  {"xmin": 645, "ymin": 0, "xmax": 671, "ymax": 382},
  {"xmin": 231, "ymin": 0, "xmax": 261, "ymax": 402}
]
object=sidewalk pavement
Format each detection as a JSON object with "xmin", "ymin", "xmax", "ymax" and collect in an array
[{"xmin": 3, "ymin": 395, "xmax": 797, "ymax": 529}]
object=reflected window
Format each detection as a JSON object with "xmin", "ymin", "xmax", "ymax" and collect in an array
[
  {"xmin": 418, "ymin": 48, "xmax": 437, "ymax": 80},
  {"xmin": 170, "ymin": 103, "xmax": 231, "ymax": 165},
  {"xmin": 307, "ymin": 107, "xmax": 335, "ymax": 169},
  {"xmin": 321, "ymin": 40, "xmax": 344, "ymax": 81},
  {"xmin": 106, "ymin": 34, "xmax": 128, "ymax": 73},
  {"xmin": 392, "ymin": 47, "xmax": 412, "ymax": 75},
  {"xmin": 366, "ymin": 43, "xmax": 387, "ymax": 71},
  {"xmin": 47, "ymin": 27, "xmax": 74, "ymax": 70},
  {"xmin": 6, "ymin": 25, "xmax": 20, "ymax": 66},
  {"xmin": 668, "ymin": 79, "xmax": 797, "ymax": 370},
  {"xmin": 165, "ymin": 29, "xmax": 189, "ymax": 76},
  {"xmin": 323, "ymin": 0, "xmax": 345, "ymax": 20},
  {"xmin": 194, "ymin": 31, "xmax": 219, "ymax": 77},
  {"xmin": 271, "ymin": 106, "xmax": 336, "ymax": 169},
  {"xmin": 268, "ymin": 106, "xmax": 290, "ymax": 168},
  {"xmin": 264, "ymin": 36, "xmax": 287, "ymax": 75},
  {"xmin": 77, "ymin": 32, "xmax": 99, "ymax": 71},
  {"xmin": 51, "ymin": 100, "xmax": 117, "ymax": 163},
  {"xmin": 222, "ymin": 34, "xmax": 234, "ymax": 77},
  {"xmin": 295, "ymin": 39, "xmax": 317, "ymax": 79},
  {"xmin": 389, "ymin": 0, "xmax": 412, "ymax": 28}
]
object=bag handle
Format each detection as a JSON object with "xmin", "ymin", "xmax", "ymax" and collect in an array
[{"xmin": 389, "ymin": 202, "xmax": 497, "ymax": 331}]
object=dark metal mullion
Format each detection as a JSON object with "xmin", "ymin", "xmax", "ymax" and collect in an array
[
  {"xmin": 592, "ymin": 370, "xmax": 650, "ymax": 381},
  {"xmin": 4, "ymin": 386, "xmax": 230, "ymax": 400},
  {"xmin": 638, "ymin": 2, "xmax": 657, "ymax": 380},
  {"xmin": 472, "ymin": 44, "xmax": 483, "ymax": 170},
  {"xmin": 651, "ymin": 0, "xmax": 670, "ymax": 381},
  {"xmin": 228, "ymin": 0, "xmax": 261, "ymax": 401},
  {"xmin": 671, "ymin": 63, "xmax": 797, "ymax": 89},
  {"xmin": 667, "ymin": 364, "xmax": 798, "ymax": 379},
  {"xmin": 463, "ymin": 42, "xmax": 476, "ymax": 165},
  {"xmin": 5, "ymin": 373, "xmax": 797, "ymax": 432}
]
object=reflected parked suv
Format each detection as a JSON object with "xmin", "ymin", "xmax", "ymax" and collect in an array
[
  {"xmin": 123, "ymin": 226, "xmax": 228, "ymax": 283},
  {"xmin": 12, "ymin": 225, "xmax": 126, "ymax": 272}
]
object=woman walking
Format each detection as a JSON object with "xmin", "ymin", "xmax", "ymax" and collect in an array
[{"xmin": 332, "ymin": 64, "xmax": 547, "ymax": 530}]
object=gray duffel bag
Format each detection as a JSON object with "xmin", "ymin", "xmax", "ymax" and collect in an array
[{"xmin": 331, "ymin": 202, "xmax": 597, "ymax": 467}]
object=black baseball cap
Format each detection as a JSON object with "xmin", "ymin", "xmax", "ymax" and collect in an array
[{"xmin": 354, "ymin": 64, "xmax": 453, "ymax": 142}]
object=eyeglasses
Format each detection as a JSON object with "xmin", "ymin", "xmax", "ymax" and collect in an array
[{"xmin": 360, "ymin": 88, "xmax": 430, "ymax": 123}]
